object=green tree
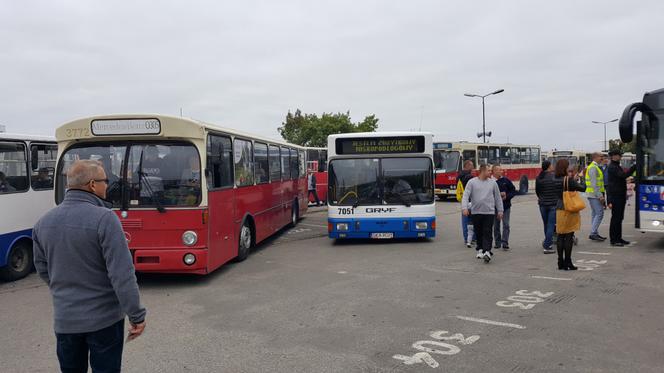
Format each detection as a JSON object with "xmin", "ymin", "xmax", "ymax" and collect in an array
[
  {"xmin": 278, "ymin": 109, "xmax": 379, "ymax": 147},
  {"xmin": 608, "ymin": 138, "xmax": 636, "ymax": 154}
]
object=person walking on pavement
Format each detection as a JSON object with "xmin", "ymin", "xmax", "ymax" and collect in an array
[
  {"xmin": 607, "ymin": 150, "xmax": 637, "ymax": 247},
  {"xmin": 585, "ymin": 152, "xmax": 607, "ymax": 241},
  {"xmin": 462, "ymin": 164, "xmax": 504, "ymax": 262},
  {"xmin": 456, "ymin": 160, "xmax": 475, "ymax": 247},
  {"xmin": 552, "ymin": 158, "xmax": 586, "ymax": 270},
  {"xmin": 32, "ymin": 160, "xmax": 147, "ymax": 373},
  {"xmin": 536, "ymin": 160, "xmax": 557, "ymax": 254},
  {"xmin": 307, "ymin": 170, "xmax": 321, "ymax": 206},
  {"xmin": 492, "ymin": 165, "xmax": 517, "ymax": 250}
]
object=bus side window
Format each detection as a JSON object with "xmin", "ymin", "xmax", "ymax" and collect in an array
[
  {"xmin": 254, "ymin": 142, "xmax": 269, "ymax": 184},
  {"xmin": 500, "ymin": 147, "xmax": 511, "ymax": 165},
  {"xmin": 477, "ymin": 146, "xmax": 489, "ymax": 165},
  {"xmin": 280, "ymin": 147, "xmax": 291, "ymax": 180},
  {"xmin": 489, "ymin": 146, "xmax": 500, "ymax": 165},
  {"xmin": 0, "ymin": 141, "xmax": 28, "ymax": 193},
  {"xmin": 207, "ymin": 134, "xmax": 233, "ymax": 189},
  {"xmin": 30, "ymin": 143, "xmax": 57, "ymax": 190},
  {"xmin": 320, "ymin": 150, "xmax": 328, "ymax": 172},
  {"xmin": 234, "ymin": 138, "xmax": 254, "ymax": 187},
  {"xmin": 530, "ymin": 148, "xmax": 540, "ymax": 165},
  {"xmin": 289, "ymin": 148, "xmax": 298, "ymax": 178},
  {"xmin": 269, "ymin": 145, "xmax": 281, "ymax": 181},
  {"xmin": 462, "ymin": 150, "xmax": 476, "ymax": 168},
  {"xmin": 298, "ymin": 150, "xmax": 306, "ymax": 177}
]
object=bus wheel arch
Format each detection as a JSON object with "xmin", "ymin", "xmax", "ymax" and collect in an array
[
  {"xmin": 0, "ymin": 238, "xmax": 34, "ymax": 281},
  {"xmin": 519, "ymin": 175, "xmax": 529, "ymax": 195},
  {"xmin": 235, "ymin": 215, "xmax": 255, "ymax": 262}
]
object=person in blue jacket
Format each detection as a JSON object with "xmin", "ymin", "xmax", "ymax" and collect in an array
[{"xmin": 492, "ymin": 165, "xmax": 517, "ymax": 250}]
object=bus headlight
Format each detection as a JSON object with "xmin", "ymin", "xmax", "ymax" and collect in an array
[
  {"xmin": 182, "ymin": 231, "xmax": 198, "ymax": 246},
  {"xmin": 415, "ymin": 222, "xmax": 428, "ymax": 230},
  {"xmin": 183, "ymin": 253, "xmax": 196, "ymax": 265},
  {"xmin": 336, "ymin": 223, "xmax": 349, "ymax": 231}
]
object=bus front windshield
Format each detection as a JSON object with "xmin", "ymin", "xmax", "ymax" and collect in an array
[
  {"xmin": 329, "ymin": 157, "xmax": 434, "ymax": 206},
  {"xmin": 56, "ymin": 142, "xmax": 201, "ymax": 207},
  {"xmin": 434, "ymin": 150, "xmax": 460, "ymax": 172},
  {"xmin": 642, "ymin": 112, "xmax": 664, "ymax": 181}
]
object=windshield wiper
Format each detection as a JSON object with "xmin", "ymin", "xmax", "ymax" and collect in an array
[{"xmin": 138, "ymin": 149, "xmax": 166, "ymax": 213}]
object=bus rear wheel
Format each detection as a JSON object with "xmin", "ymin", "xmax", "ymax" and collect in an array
[
  {"xmin": 0, "ymin": 241, "xmax": 33, "ymax": 281},
  {"xmin": 519, "ymin": 176, "xmax": 529, "ymax": 195},
  {"xmin": 235, "ymin": 222, "xmax": 253, "ymax": 262},
  {"xmin": 289, "ymin": 201, "xmax": 299, "ymax": 227}
]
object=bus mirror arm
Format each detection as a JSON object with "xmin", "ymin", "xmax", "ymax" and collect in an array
[
  {"xmin": 31, "ymin": 147, "xmax": 39, "ymax": 170},
  {"xmin": 620, "ymin": 102, "xmax": 655, "ymax": 143}
]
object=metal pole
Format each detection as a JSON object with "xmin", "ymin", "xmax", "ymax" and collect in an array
[
  {"xmin": 482, "ymin": 97, "xmax": 486, "ymax": 143},
  {"xmin": 604, "ymin": 123, "xmax": 607, "ymax": 152}
]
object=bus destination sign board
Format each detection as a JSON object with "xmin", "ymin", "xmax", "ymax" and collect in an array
[
  {"xmin": 336, "ymin": 136, "xmax": 425, "ymax": 155},
  {"xmin": 91, "ymin": 119, "xmax": 161, "ymax": 136}
]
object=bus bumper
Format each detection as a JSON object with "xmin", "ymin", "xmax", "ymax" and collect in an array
[
  {"xmin": 131, "ymin": 248, "xmax": 209, "ymax": 274},
  {"xmin": 328, "ymin": 217, "xmax": 436, "ymax": 239}
]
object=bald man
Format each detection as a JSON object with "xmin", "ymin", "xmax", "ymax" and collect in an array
[{"xmin": 33, "ymin": 160, "xmax": 147, "ymax": 373}]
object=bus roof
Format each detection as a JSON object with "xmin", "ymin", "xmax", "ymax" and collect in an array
[
  {"xmin": 55, "ymin": 114, "xmax": 303, "ymax": 149},
  {"xmin": 329, "ymin": 131, "xmax": 434, "ymax": 139},
  {"xmin": 0, "ymin": 133, "xmax": 55, "ymax": 142}
]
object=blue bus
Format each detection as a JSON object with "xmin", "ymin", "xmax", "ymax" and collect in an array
[
  {"xmin": 619, "ymin": 88, "xmax": 664, "ymax": 233},
  {"xmin": 327, "ymin": 132, "xmax": 436, "ymax": 239}
]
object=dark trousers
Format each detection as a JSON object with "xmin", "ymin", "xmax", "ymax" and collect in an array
[
  {"xmin": 472, "ymin": 214, "xmax": 495, "ymax": 253},
  {"xmin": 556, "ymin": 233, "xmax": 575, "ymax": 267},
  {"xmin": 610, "ymin": 197, "xmax": 626, "ymax": 243},
  {"xmin": 56, "ymin": 319, "xmax": 124, "ymax": 373},
  {"xmin": 308, "ymin": 190, "xmax": 321, "ymax": 206},
  {"xmin": 493, "ymin": 208, "xmax": 511, "ymax": 246}
]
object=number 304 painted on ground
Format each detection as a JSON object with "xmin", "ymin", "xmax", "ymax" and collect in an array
[
  {"xmin": 393, "ymin": 330, "xmax": 480, "ymax": 368},
  {"xmin": 496, "ymin": 290, "xmax": 554, "ymax": 310},
  {"xmin": 575, "ymin": 259, "xmax": 608, "ymax": 271}
]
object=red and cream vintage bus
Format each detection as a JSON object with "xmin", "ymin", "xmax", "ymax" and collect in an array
[
  {"xmin": 305, "ymin": 147, "xmax": 328, "ymax": 204},
  {"xmin": 55, "ymin": 115, "xmax": 308, "ymax": 275},
  {"xmin": 434, "ymin": 142, "xmax": 541, "ymax": 198}
]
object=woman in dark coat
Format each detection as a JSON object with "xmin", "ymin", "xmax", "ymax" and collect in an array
[{"xmin": 552, "ymin": 159, "xmax": 586, "ymax": 270}]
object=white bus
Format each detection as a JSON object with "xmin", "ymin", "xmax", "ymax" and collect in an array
[
  {"xmin": 327, "ymin": 132, "xmax": 436, "ymax": 239},
  {"xmin": 0, "ymin": 134, "xmax": 57, "ymax": 281}
]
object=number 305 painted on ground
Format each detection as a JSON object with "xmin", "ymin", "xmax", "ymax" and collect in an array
[{"xmin": 496, "ymin": 290, "xmax": 554, "ymax": 310}]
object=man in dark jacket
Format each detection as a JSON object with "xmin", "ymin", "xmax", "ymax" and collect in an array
[
  {"xmin": 457, "ymin": 160, "xmax": 475, "ymax": 247},
  {"xmin": 492, "ymin": 165, "xmax": 517, "ymax": 250},
  {"xmin": 607, "ymin": 150, "xmax": 637, "ymax": 246},
  {"xmin": 535, "ymin": 160, "xmax": 557, "ymax": 253},
  {"xmin": 33, "ymin": 160, "xmax": 147, "ymax": 373}
]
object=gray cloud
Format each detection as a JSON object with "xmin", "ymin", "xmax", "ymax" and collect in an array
[{"xmin": 1, "ymin": 0, "xmax": 663, "ymax": 151}]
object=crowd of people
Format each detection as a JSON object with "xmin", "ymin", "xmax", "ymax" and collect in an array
[{"xmin": 457, "ymin": 150, "xmax": 636, "ymax": 268}]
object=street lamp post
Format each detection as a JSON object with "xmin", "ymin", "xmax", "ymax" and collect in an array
[
  {"xmin": 464, "ymin": 89, "xmax": 505, "ymax": 143},
  {"xmin": 591, "ymin": 118, "xmax": 618, "ymax": 152}
]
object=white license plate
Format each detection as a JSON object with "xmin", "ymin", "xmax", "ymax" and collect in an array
[{"xmin": 371, "ymin": 232, "xmax": 394, "ymax": 239}]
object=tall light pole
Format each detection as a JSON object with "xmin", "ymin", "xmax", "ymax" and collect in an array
[
  {"xmin": 592, "ymin": 118, "xmax": 618, "ymax": 152},
  {"xmin": 464, "ymin": 89, "xmax": 505, "ymax": 143}
]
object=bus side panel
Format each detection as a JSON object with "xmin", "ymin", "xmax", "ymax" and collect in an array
[
  {"xmin": 313, "ymin": 171, "xmax": 328, "ymax": 203},
  {"xmin": 298, "ymin": 176, "xmax": 309, "ymax": 216},
  {"xmin": 208, "ymin": 189, "xmax": 237, "ymax": 271},
  {"xmin": 234, "ymin": 184, "xmax": 271, "ymax": 244}
]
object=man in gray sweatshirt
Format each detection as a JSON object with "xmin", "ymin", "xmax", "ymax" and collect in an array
[
  {"xmin": 462, "ymin": 164, "xmax": 504, "ymax": 262},
  {"xmin": 33, "ymin": 160, "xmax": 147, "ymax": 373}
]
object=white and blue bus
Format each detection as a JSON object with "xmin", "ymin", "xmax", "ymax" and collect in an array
[
  {"xmin": 327, "ymin": 132, "xmax": 436, "ymax": 239},
  {"xmin": 619, "ymin": 88, "xmax": 664, "ymax": 233},
  {"xmin": 0, "ymin": 134, "xmax": 57, "ymax": 280}
]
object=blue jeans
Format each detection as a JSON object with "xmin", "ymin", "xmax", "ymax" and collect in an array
[
  {"xmin": 461, "ymin": 214, "xmax": 475, "ymax": 243},
  {"xmin": 494, "ymin": 208, "xmax": 511, "ymax": 246},
  {"xmin": 539, "ymin": 205, "xmax": 556, "ymax": 249},
  {"xmin": 588, "ymin": 197, "xmax": 604, "ymax": 236},
  {"xmin": 56, "ymin": 319, "xmax": 124, "ymax": 373}
]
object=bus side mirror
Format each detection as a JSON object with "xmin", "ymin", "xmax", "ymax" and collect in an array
[
  {"xmin": 619, "ymin": 102, "xmax": 654, "ymax": 143},
  {"xmin": 31, "ymin": 147, "xmax": 39, "ymax": 170}
]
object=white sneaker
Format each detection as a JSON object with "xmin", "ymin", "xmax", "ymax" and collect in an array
[
  {"xmin": 483, "ymin": 251, "xmax": 492, "ymax": 262},
  {"xmin": 466, "ymin": 242, "xmax": 472, "ymax": 248},
  {"xmin": 476, "ymin": 251, "xmax": 483, "ymax": 259}
]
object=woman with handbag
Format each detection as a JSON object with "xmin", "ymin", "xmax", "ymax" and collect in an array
[{"xmin": 553, "ymin": 159, "xmax": 586, "ymax": 270}]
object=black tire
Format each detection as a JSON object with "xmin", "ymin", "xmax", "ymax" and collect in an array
[
  {"xmin": 519, "ymin": 176, "xmax": 529, "ymax": 195},
  {"xmin": 289, "ymin": 201, "xmax": 299, "ymax": 228},
  {"xmin": 0, "ymin": 241, "xmax": 33, "ymax": 281},
  {"xmin": 235, "ymin": 221, "xmax": 253, "ymax": 262}
]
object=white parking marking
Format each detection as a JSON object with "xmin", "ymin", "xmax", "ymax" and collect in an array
[
  {"xmin": 455, "ymin": 316, "xmax": 526, "ymax": 329},
  {"xmin": 577, "ymin": 251, "xmax": 612, "ymax": 256},
  {"xmin": 531, "ymin": 275, "xmax": 572, "ymax": 281},
  {"xmin": 337, "ymin": 271, "xmax": 348, "ymax": 274},
  {"xmin": 300, "ymin": 223, "xmax": 327, "ymax": 228}
]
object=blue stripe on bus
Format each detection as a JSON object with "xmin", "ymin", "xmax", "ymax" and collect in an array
[
  {"xmin": 328, "ymin": 217, "xmax": 436, "ymax": 239},
  {"xmin": 0, "ymin": 229, "xmax": 33, "ymax": 267}
]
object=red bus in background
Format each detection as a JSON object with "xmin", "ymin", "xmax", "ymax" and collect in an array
[
  {"xmin": 434, "ymin": 142, "xmax": 542, "ymax": 199},
  {"xmin": 55, "ymin": 115, "xmax": 308, "ymax": 275},
  {"xmin": 305, "ymin": 147, "xmax": 328, "ymax": 204}
]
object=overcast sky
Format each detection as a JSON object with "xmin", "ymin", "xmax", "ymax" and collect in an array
[{"xmin": 1, "ymin": 0, "xmax": 663, "ymax": 151}]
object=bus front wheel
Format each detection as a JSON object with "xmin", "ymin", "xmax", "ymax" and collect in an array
[
  {"xmin": 519, "ymin": 176, "xmax": 529, "ymax": 195},
  {"xmin": 0, "ymin": 241, "xmax": 33, "ymax": 281},
  {"xmin": 235, "ymin": 222, "xmax": 253, "ymax": 262}
]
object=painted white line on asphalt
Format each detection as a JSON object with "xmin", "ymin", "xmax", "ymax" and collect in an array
[
  {"xmin": 300, "ymin": 223, "xmax": 328, "ymax": 228},
  {"xmin": 455, "ymin": 316, "xmax": 526, "ymax": 329},
  {"xmin": 531, "ymin": 275, "xmax": 572, "ymax": 281},
  {"xmin": 337, "ymin": 271, "xmax": 348, "ymax": 274},
  {"xmin": 577, "ymin": 251, "xmax": 612, "ymax": 256}
]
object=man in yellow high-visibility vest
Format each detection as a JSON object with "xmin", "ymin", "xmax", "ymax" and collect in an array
[{"xmin": 585, "ymin": 152, "xmax": 607, "ymax": 241}]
